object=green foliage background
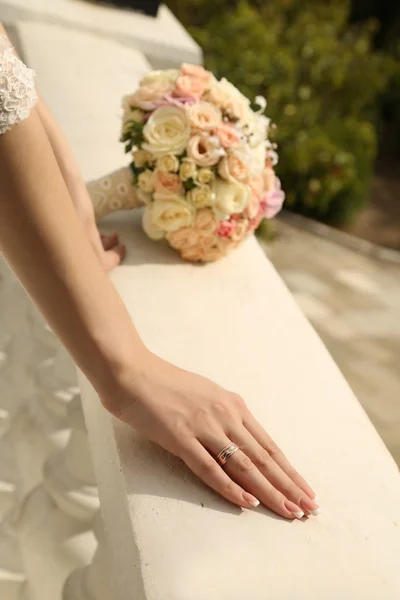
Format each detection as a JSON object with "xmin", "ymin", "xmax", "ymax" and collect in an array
[{"xmin": 167, "ymin": 0, "xmax": 396, "ymax": 225}]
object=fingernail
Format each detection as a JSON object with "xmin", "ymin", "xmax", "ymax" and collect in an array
[
  {"xmin": 243, "ymin": 492, "xmax": 260, "ymax": 508},
  {"xmin": 309, "ymin": 508, "xmax": 322, "ymax": 516},
  {"xmin": 301, "ymin": 496, "xmax": 320, "ymax": 513},
  {"xmin": 284, "ymin": 500, "xmax": 304, "ymax": 519}
]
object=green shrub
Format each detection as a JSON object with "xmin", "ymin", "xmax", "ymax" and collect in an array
[{"xmin": 168, "ymin": 0, "xmax": 396, "ymax": 225}]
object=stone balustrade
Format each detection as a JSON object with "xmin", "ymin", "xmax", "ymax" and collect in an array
[{"xmin": 1, "ymin": 6, "xmax": 400, "ymax": 600}]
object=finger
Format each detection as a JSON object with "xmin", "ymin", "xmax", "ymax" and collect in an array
[
  {"xmin": 201, "ymin": 435, "xmax": 303, "ymax": 520},
  {"xmin": 243, "ymin": 412, "xmax": 320, "ymax": 513},
  {"xmin": 230, "ymin": 426, "xmax": 317, "ymax": 516},
  {"xmin": 103, "ymin": 244, "xmax": 126, "ymax": 271},
  {"xmin": 101, "ymin": 232, "xmax": 119, "ymax": 250},
  {"xmin": 180, "ymin": 439, "xmax": 260, "ymax": 510}
]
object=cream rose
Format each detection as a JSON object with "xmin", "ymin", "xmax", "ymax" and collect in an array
[
  {"xmin": 152, "ymin": 193, "xmax": 194, "ymax": 232},
  {"xmin": 138, "ymin": 170, "xmax": 155, "ymax": 193},
  {"xmin": 179, "ymin": 157, "xmax": 197, "ymax": 181},
  {"xmin": 218, "ymin": 148, "xmax": 250, "ymax": 183},
  {"xmin": 153, "ymin": 170, "xmax": 184, "ymax": 195},
  {"xmin": 132, "ymin": 71, "xmax": 178, "ymax": 111},
  {"xmin": 187, "ymin": 134, "xmax": 224, "ymax": 167},
  {"xmin": 140, "ymin": 69, "xmax": 179, "ymax": 87},
  {"xmin": 250, "ymin": 143, "xmax": 266, "ymax": 176},
  {"xmin": 156, "ymin": 153, "xmax": 180, "ymax": 173},
  {"xmin": 205, "ymin": 78, "xmax": 250, "ymax": 122},
  {"xmin": 133, "ymin": 149, "xmax": 153, "ymax": 168},
  {"xmin": 196, "ymin": 168, "xmax": 215, "ymax": 185},
  {"xmin": 142, "ymin": 106, "xmax": 190, "ymax": 156},
  {"xmin": 187, "ymin": 101, "xmax": 222, "ymax": 131},
  {"xmin": 213, "ymin": 180, "xmax": 250, "ymax": 217},
  {"xmin": 187, "ymin": 185, "xmax": 214, "ymax": 209},
  {"xmin": 142, "ymin": 206, "xmax": 164, "ymax": 240}
]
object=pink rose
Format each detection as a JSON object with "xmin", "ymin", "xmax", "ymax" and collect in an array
[
  {"xmin": 154, "ymin": 170, "xmax": 184, "ymax": 195},
  {"xmin": 174, "ymin": 75, "xmax": 208, "ymax": 99},
  {"xmin": 262, "ymin": 176, "xmax": 285, "ymax": 219},
  {"xmin": 217, "ymin": 220, "xmax": 235, "ymax": 238},
  {"xmin": 181, "ymin": 64, "xmax": 212, "ymax": 85},
  {"xmin": 215, "ymin": 124, "xmax": 241, "ymax": 148},
  {"xmin": 162, "ymin": 93, "xmax": 197, "ymax": 109}
]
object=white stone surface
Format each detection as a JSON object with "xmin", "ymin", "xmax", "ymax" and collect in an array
[
  {"xmin": 79, "ymin": 210, "xmax": 400, "ymax": 600},
  {"xmin": 0, "ymin": 0, "xmax": 201, "ymax": 68}
]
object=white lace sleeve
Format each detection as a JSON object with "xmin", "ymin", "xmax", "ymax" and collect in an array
[
  {"xmin": 87, "ymin": 166, "xmax": 143, "ymax": 221},
  {"xmin": 0, "ymin": 35, "xmax": 38, "ymax": 135}
]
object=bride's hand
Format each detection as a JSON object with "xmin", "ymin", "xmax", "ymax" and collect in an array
[{"xmin": 102, "ymin": 353, "xmax": 320, "ymax": 519}]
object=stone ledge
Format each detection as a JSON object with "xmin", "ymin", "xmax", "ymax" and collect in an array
[
  {"xmin": 0, "ymin": 0, "xmax": 202, "ymax": 68},
  {"xmin": 279, "ymin": 210, "xmax": 400, "ymax": 265}
]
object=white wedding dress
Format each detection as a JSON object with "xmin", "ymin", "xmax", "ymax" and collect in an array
[{"xmin": 0, "ymin": 35, "xmax": 38, "ymax": 135}]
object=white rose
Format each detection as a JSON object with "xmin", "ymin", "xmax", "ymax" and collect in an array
[
  {"xmin": 152, "ymin": 193, "xmax": 194, "ymax": 232},
  {"xmin": 140, "ymin": 69, "xmax": 179, "ymax": 86},
  {"xmin": 142, "ymin": 106, "xmax": 190, "ymax": 157},
  {"xmin": 187, "ymin": 185, "xmax": 214, "ymax": 209},
  {"xmin": 138, "ymin": 170, "xmax": 155, "ymax": 193},
  {"xmin": 142, "ymin": 206, "xmax": 164, "ymax": 240},
  {"xmin": 156, "ymin": 153, "xmax": 180, "ymax": 173},
  {"xmin": 179, "ymin": 157, "xmax": 197, "ymax": 181},
  {"xmin": 133, "ymin": 149, "xmax": 153, "ymax": 168},
  {"xmin": 213, "ymin": 180, "xmax": 250, "ymax": 217}
]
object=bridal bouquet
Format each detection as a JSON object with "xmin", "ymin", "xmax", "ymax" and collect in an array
[{"xmin": 118, "ymin": 64, "xmax": 284, "ymax": 262}]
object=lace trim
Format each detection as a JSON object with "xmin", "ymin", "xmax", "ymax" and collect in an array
[
  {"xmin": 87, "ymin": 167, "xmax": 142, "ymax": 221},
  {"xmin": 0, "ymin": 35, "xmax": 38, "ymax": 135}
]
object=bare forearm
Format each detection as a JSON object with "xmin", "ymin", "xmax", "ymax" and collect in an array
[{"xmin": 0, "ymin": 110, "xmax": 145, "ymax": 394}]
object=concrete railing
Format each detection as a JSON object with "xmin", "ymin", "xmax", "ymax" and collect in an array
[{"xmin": 2, "ymin": 6, "xmax": 400, "ymax": 599}]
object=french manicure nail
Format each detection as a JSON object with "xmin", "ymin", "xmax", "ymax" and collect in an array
[
  {"xmin": 301, "ymin": 497, "xmax": 320, "ymax": 513},
  {"xmin": 309, "ymin": 508, "xmax": 322, "ymax": 516},
  {"xmin": 285, "ymin": 500, "xmax": 303, "ymax": 518},
  {"xmin": 243, "ymin": 493, "xmax": 260, "ymax": 508}
]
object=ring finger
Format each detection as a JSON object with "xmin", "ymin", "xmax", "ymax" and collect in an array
[{"xmin": 201, "ymin": 434, "xmax": 304, "ymax": 520}]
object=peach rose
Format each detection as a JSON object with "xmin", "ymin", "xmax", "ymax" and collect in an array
[
  {"xmin": 181, "ymin": 64, "xmax": 211, "ymax": 84},
  {"xmin": 231, "ymin": 218, "xmax": 249, "ymax": 242},
  {"xmin": 167, "ymin": 227, "xmax": 199, "ymax": 250},
  {"xmin": 263, "ymin": 167, "xmax": 276, "ymax": 192},
  {"xmin": 215, "ymin": 124, "xmax": 241, "ymax": 149},
  {"xmin": 131, "ymin": 80, "xmax": 173, "ymax": 111},
  {"xmin": 174, "ymin": 75, "xmax": 207, "ymax": 99},
  {"xmin": 193, "ymin": 208, "xmax": 218, "ymax": 233},
  {"xmin": 205, "ymin": 78, "xmax": 250, "ymax": 122},
  {"xmin": 187, "ymin": 134, "xmax": 224, "ymax": 167},
  {"xmin": 153, "ymin": 170, "xmax": 184, "ymax": 195},
  {"xmin": 244, "ymin": 194, "xmax": 260, "ymax": 219},
  {"xmin": 188, "ymin": 101, "xmax": 222, "ymax": 131},
  {"xmin": 218, "ymin": 148, "xmax": 250, "ymax": 183},
  {"xmin": 248, "ymin": 175, "xmax": 264, "ymax": 199}
]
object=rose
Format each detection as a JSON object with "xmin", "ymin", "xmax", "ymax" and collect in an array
[
  {"xmin": 133, "ymin": 149, "xmax": 153, "ymax": 168},
  {"xmin": 156, "ymin": 153, "xmax": 180, "ymax": 173},
  {"xmin": 122, "ymin": 95, "xmax": 145, "ymax": 121},
  {"xmin": 151, "ymin": 193, "xmax": 194, "ymax": 232},
  {"xmin": 140, "ymin": 69, "xmax": 179, "ymax": 87},
  {"xmin": 205, "ymin": 78, "xmax": 250, "ymax": 122},
  {"xmin": 248, "ymin": 175, "xmax": 264, "ymax": 199},
  {"xmin": 179, "ymin": 157, "xmax": 197, "ymax": 181},
  {"xmin": 167, "ymin": 227, "xmax": 199, "ymax": 250},
  {"xmin": 231, "ymin": 218, "xmax": 249, "ymax": 242},
  {"xmin": 217, "ymin": 220, "xmax": 235, "ymax": 238},
  {"xmin": 246, "ymin": 113, "xmax": 270, "ymax": 148},
  {"xmin": 138, "ymin": 170, "xmax": 155, "ymax": 193},
  {"xmin": 263, "ymin": 166, "xmax": 276, "ymax": 192},
  {"xmin": 213, "ymin": 180, "xmax": 250, "ymax": 217},
  {"xmin": 132, "ymin": 70, "xmax": 178, "ymax": 111},
  {"xmin": 196, "ymin": 168, "xmax": 215, "ymax": 185},
  {"xmin": 142, "ymin": 206, "xmax": 164, "ymax": 240},
  {"xmin": 187, "ymin": 101, "xmax": 222, "ymax": 131},
  {"xmin": 215, "ymin": 124, "xmax": 241, "ymax": 149},
  {"xmin": 262, "ymin": 176, "xmax": 285, "ymax": 219},
  {"xmin": 181, "ymin": 64, "xmax": 211, "ymax": 84},
  {"xmin": 174, "ymin": 64, "xmax": 211, "ymax": 99},
  {"xmin": 193, "ymin": 208, "xmax": 218, "ymax": 233},
  {"xmin": 250, "ymin": 143, "xmax": 266, "ymax": 176},
  {"xmin": 153, "ymin": 170, "xmax": 184, "ymax": 195},
  {"xmin": 187, "ymin": 134, "xmax": 224, "ymax": 167},
  {"xmin": 142, "ymin": 106, "xmax": 190, "ymax": 156},
  {"xmin": 187, "ymin": 184, "xmax": 214, "ymax": 209},
  {"xmin": 244, "ymin": 194, "xmax": 260, "ymax": 219},
  {"xmin": 218, "ymin": 147, "xmax": 250, "ymax": 183}
]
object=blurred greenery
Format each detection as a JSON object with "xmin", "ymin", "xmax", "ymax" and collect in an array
[{"xmin": 167, "ymin": 0, "xmax": 397, "ymax": 225}]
